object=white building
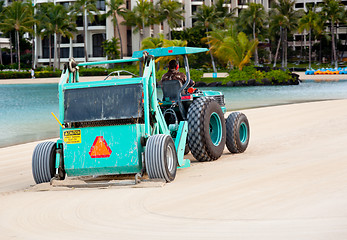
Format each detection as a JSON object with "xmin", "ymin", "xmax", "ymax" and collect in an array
[{"xmin": 2, "ymin": 0, "xmax": 346, "ymax": 67}]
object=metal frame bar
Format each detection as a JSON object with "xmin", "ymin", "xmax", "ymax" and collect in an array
[{"xmin": 77, "ymin": 58, "xmax": 140, "ymax": 67}]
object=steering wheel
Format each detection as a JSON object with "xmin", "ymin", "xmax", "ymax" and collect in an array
[{"xmin": 104, "ymin": 70, "xmax": 139, "ymax": 80}]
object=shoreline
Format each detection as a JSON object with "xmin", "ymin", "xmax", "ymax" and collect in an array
[
  {"xmin": 0, "ymin": 98, "xmax": 344, "ymax": 150},
  {"xmin": 1, "ymin": 72, "xmax": 347, "ymax": 85}
]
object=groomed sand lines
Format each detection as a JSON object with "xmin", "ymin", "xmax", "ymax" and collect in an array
[{"xmin": 0, "ymin": 100, "xmax": 347, "ymax": 239}]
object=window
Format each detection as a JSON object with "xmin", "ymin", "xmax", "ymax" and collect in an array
[
  {"xmin": 76, "ymin": 16, "xmax": 83, "ymax": 27},
  {"xmin": 42, "ymin": 36, "xmax": 54, "ymax": 59},
  {"xmin": 89, "ymin": 15, "xmax": 106, "ymax": 26},
  {"xmin": 238, "ymin": 0, "xmax": 249, "ymax": 5},
  {"xmin": 127, "ymin": 29, "xmax": 132, "ymax": 56},
  {"xmin": 306, "ymin": 2, "xmax": 315, "ymax": 8},
  {"xmin": 96, "ymin": 0, "xmax": 106, "ymax": 11},
  {"xmin": 73, "ymin": 47, "xmax": 84, "ymax": 58},
  {"xmin": 60, "ymin": 48, "xmax": 69, "ymax": 58},
  {"xmin": 296, "ymin": 35, "xmax": 303, "ymax": 41},
  {"xmin": 92, "ymin": 34, "xmax": 105, "ymax": 57},
  {"xmin": 61, "ymin": 36, "xmax": 70, "ymax": 44},
  {"xmin": 59, "ymin": 2, "xmax": 69, "ymax": 9},
  {"xmin": 76, "ymin": 34, "xmax": 84, "ymax": 43},
  {"xmin": 295, "ymin": 3, "xmax": 304, "ymax": 8}
]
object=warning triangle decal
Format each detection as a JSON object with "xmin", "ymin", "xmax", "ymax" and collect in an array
[{"xmin": 89, "ymin": 136, "xmax": 112, "ymax": 158}]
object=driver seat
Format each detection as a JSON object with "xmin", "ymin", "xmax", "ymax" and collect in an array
[{"xmin": 162, "ymin": 80, "xmax": 182, "ymax": 101}]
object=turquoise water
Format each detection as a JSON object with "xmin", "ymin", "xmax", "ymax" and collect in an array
[
  {"xmin": 1, "ymin": 81, "xmax": 347, "ymax": 148},
  {"xmin": 0, "ymin": 84, "xmax": 59, "ymax": 148}
]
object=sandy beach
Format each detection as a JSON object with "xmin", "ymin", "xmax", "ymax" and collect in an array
[
  {"xmin": 1, "ymin": 99, "xmax": 347, "ymax": 239},
  {"xmin": 0, "ymin": 75, "xmax": 107, "ymax": 84},
  {"xmin": 294, "ymin": 72, "xmax": 347, "ymax": 81}
]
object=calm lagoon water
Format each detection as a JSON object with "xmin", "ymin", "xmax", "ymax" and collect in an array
[{"xmin": 1, "ymin": 80, "xmax": 347, "ymax": 148}]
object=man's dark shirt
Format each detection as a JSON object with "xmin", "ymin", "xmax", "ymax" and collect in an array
[{"xmin": 161, "ymin": 69, "xmax": 187, "ymax": 85}]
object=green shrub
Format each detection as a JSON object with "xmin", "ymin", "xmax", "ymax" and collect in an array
[
  {"xmin": 190, "ymin": 69, "xmax": 204, "ymax": 82},
  {"xmin": 35, "ymin": 70, "xmax": 61, "ymax": 78},
  {"xmin": 79, "ymin": 67, "xmax": 108, "ymax": 76},
  {"xmin": 0, "ymin": 71, "xmax": 30, "ymax": 79},
  {"xmin": 156, "ymin": 69, "xmax": 166, "ymax": 81},
  {"xmin": 265, "ymin": 70, "xmax": 293, "ymax": 83},
  {"xmin": 226, "ymin": 70, "xmax": 250, "ymax": 82}
]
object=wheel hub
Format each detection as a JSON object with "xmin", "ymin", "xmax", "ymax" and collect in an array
[
  {"xmin": 239, "ymin": 122, "xmax": 248, "ymax": 143},
  {"xmin": 209, "ymin": 112, "xmax": 222, "ymax": 146}
]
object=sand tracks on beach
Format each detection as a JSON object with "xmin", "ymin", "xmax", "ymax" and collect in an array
[{"xmin": 1, "ymin": 100, "xmax": 347, "ymax": 239}]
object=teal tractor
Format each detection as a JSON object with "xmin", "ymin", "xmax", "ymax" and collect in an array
[{"xmin": 32, "ymin": 47, "xmax": 250, "ymax": 184}]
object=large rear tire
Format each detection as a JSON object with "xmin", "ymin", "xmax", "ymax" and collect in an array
[
  {"xmin": 32, "ymin": 141, "xmax": 57, "ymax": 184},
  {"xmin": 226, "ymin": 112, "xmax": 250, "ymax": 153},
  {"xmin": 145, "ymin": 134, "xmax": 177, "ymax": 182},
  {"xmin": 187, "ymin": 97, "xmax": 226, "ymax": 162}
]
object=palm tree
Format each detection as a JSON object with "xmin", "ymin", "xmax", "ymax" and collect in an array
[
  {"xmin": 321, "ymin": 0, "xmax": 345, "ymax": 68},
  {"xmin": 156, "ymin": 0, "xmax": 184, "ymax": 40},
  {"xmin": 105, "ymin": 0, "xmax": 125, "ymax": 58},
  {"xmin": 70, "ymin": 0, "xmax": 99, "ymax": 63},
  {"xmin": 215, "ymin": 0, "xmax": 234, "ymax": 22},
  {"xmin": 298, "ymin": 9, "xmax": 319, "ymax": 69},
  {"xmin": 220, "ymin": 32, "xmax": 258, "ymax": 70},
  {"xmin": 141, "ymin": 34, "xmax": 186, "ymax": 69},
  {"xmin": 0, "ymin": 1, "xmax": 35, "ymax": 70},
  {"xmin": 35, "ymin": 3, "xmax": 54, "ymax": 68},
  {"xmin": 269, "ymin": 0, "xmax": 303, "ymax": 68},
  {"xmin": 0, "ymin": 0, "xmax": 5, "ymax": 65},
  {"xmin": 203, "ymin": 20, "xmax": 237, "ymax": 66},
  {"xmin": 313, "ymin": 13, "xmax": 326, "ymax": 63},
  {"xmin": 238, "ymin": 3, "xmax": 267, "ymax": 65},
  {"xmin": 141, "ymin": 33, "xmax": 164, "ymax": 49},
  {"xmin": 192, "ymin": 4, "xmax": 220, "ymax": 72},
  {"xmin": 122, "ymin": 0, "xmax": 156, "ymax": 49},
  {"xmin": 51, "ymin": 4, "xmax": 76, "ymax": 69}
]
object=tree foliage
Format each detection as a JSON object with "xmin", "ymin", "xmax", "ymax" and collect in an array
[
  {"xmin": 156, "ymin": 0, "xmax": 184, "ymax": 40},
  {"xmin": 238, "ymin": 3, "xmax": 267, "ymax": 65},
  {"xmin": 102, "ymin": 37, "xmax": 120, "ymax": 59},
  {"xmin": 70, "ymin": 0, "xmax": 99, "ymax": 62},
  {"xmin": 105, "ymin": 0, "xmax": 125, "ymax": 58},
  {"xmin": 321, "ymin": 0, "xmax": 345, "ymax": 68},
  {"xmin": 0, "ymin": 0, "xmax": 35, "ymax": 70}
]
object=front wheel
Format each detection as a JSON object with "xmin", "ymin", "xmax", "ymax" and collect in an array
[
  {"xmin": 145, "ymin": 134, "xmax": 178, "ymax": 182},
  {"xmin": 32, "ymin": 141, "xmax": 57, "ymax": 184},
  {"xmin": 226, "ymin": 112, "xmax": 250, "ymax": 153}
]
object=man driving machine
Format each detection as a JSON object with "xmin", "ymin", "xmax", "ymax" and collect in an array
[{"xmin": 161, "ymin": 59, "xmax": 195, "ymax": 86}]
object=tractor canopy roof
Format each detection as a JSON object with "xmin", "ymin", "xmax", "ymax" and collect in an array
[{"xmin": 132, "ymin": 47, "xmax": 208, "ymax": 59}]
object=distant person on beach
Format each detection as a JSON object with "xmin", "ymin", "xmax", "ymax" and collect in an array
[{"xmin": 31, "ymin": 68, "xmax": 35, "ymax": 79}]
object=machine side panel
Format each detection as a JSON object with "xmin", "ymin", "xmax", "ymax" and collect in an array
[{"xmin": 63, "ymin": 124, "xmax": 144, "ymax": 176}]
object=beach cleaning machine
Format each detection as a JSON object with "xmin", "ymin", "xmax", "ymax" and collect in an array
[{"xmin": 32, "ymin": 47, "xmax": 250, "ymax": 184}]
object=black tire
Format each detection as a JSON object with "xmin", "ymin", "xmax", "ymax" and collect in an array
[
  {"xmin": 187, "ymin": 97, "xmax": 226, "ymax": 162},
  {"xmin": 145, "ymin": 134, "xmax": 177, "ymax": 182},
  {"xmin": 32, "ymin": 141, "xmax": 57, "ymax": 184},
  {"xmin": 226, "ymin": 112, "xmax": 250, "ymax": 153}
]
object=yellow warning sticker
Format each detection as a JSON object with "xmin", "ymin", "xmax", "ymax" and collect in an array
[{"xmin": 63, "ymin": 129, "xmax": 81, "ymax": 144}]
